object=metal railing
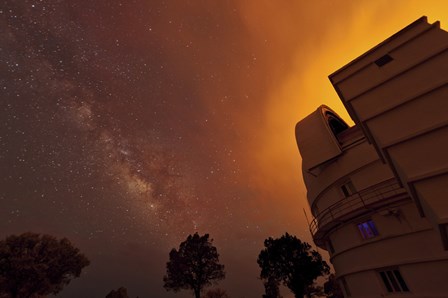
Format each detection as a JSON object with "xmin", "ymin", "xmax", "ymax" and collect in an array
[{"xmin": 309, "ymin": 179, "xmax": 407, "ymax": 237}]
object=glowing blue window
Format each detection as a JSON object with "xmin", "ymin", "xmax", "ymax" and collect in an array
[{"xmin": 357, "ymin": 220, "xmax": 379, "ymax": 239}]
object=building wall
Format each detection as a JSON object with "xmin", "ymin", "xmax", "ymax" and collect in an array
[
  {"xmin": 296, "ymin": 17, "xmax": 448, "ymax": 298},
  {"xmin": 328, "ymin": 200, "xmax": 448, "ymax": 297},
  {"xmin": 297, "ymin": 105, "xmax": 448, "ymax": 297},
  {"xmin": 329, "ymin": 16, "xmax": 448, "ymax": 236}
]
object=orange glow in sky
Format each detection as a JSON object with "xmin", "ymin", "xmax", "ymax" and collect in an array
[
  {"xmin": 235, "ymin": 1, "xmax": 448, "ymax": 244},
  {"xmin": 2, "ymin": 1, "xmax": 448, "ymax": 296}
]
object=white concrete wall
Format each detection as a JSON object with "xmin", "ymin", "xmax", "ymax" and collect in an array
[
  {"xmin": 298, "ymin": 17, "xmax": 448, "ymax": 298},
  {"xmin": 330, "ymin": 16, "xmax": 448, "ymax": 228},
  {"xmin": 330, "ymin": 201, "xmax": 448, "ymax": 297}
]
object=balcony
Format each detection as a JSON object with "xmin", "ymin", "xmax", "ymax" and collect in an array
[{"xmin": 309, "ymin": 179, "xmax": 409, "ymax": 245}]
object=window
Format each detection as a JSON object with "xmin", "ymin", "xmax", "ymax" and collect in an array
[
  {"xmin": 357, "ymin": 220, "xmax": 379, "ymax": 239},
  {"xmin": 379, "ymin": 269, "xmax": 409, "ymax": 293},
  {"xmin": 341, "ymin": 181, "xmax": 356, "ymax": 197},
  {"xmin": 325, "ymin": 111, "xmax": 349, "ymax": 136},
  {"xmin": 374, "ymin": 54, "xmax": 393, "ymax": 67}
]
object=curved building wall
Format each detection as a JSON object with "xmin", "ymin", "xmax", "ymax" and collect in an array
[
  {"xmin": 307, "ymin": 143, "xmax": 394, "ymax": 215},
  {"xmin": 329, "ymin": 201, "xmax": 448, "ymax": 297},
  {"xmin": 329, "ymin": 16, "xmax": 448, "ymax": 245},
  {"xmin": 295, "ymin": 106, "xmax": 397, "ymax": 217},
  {"xmin": 296, "ymin": 104, "xmax": 448, "ymax": 297},
  {"xmin": 295, "ymin": 105, "xmax": 344, "ymax": 176}
]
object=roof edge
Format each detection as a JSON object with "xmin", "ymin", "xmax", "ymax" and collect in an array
[{"xmin": 329, "ymin": 16, "xmax": 431, "ymax": 80}]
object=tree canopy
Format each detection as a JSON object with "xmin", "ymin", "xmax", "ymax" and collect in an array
[
  {"xmin": 163, "ymin": 233, "xmax": 225, "ymax": 298},
  {"xmin": 0, "ymin": 232, "xmax": 90, "ymax": 298},
  {"xmin": 262, "ymin": 277, "xmax": 282, "ymax": 298},
  {"xmin": 257, "ymin": 233, "xmax": 329, "ymax": 298},
  {"xmin": 204, "ymin": 288, "xmax": 229, "ymax": 298},
  {"xmin": 324, "ymin": 274, "xmax": 344, "ymax": 298},
  {"xmin": 105, "ymin": 287, "xmax": 130, "ymax": 298}
]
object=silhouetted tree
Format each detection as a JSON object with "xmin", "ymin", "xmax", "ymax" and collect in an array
[
  {"xmin": 163, "ymin": 233, "xmax": 225, "ymax": 298},
  {"xmin": 262, "ymin": 277, "xmax": 282, "ymax": 298},
  {"xmin": 305, "ymin": 284, "xmax": 324, "ymax": 298},
  {"xmin": 0, "ymin": 232, "xmax": 90, "ymax": 298},
  {"xmin": 105, "ymin": 287, "xmax": 130, "ymax": 298},
  {"xmin": 324, "ymin": 274, "xmax": 343, "ymax": 298},
  {"xmin": 257, "ymin": 233, "xmax": 329, "ymax": 298},
  {"xmin": 204, "ymin": 288, "xmax": 229, "ymax": 298}
]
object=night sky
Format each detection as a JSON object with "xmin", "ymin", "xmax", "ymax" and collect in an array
[{"xmin": 1, "ymin": 1, "xmax": 446, "ymax": 297}]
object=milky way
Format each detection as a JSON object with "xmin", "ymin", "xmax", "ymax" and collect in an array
[
  {"xmin": 0, "ymin": 1, "xmax": 282, "ymax": 296},
  {"xmin": 1, "ymin": 1, "xmax": 447, "ymax": 297}
]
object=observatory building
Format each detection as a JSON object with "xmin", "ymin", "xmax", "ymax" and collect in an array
[{"xmin": 295, "ymin": 17, "xmax": 448, "ymax": 297}]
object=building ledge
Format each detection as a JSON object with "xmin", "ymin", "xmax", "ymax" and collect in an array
[{"xmin": 309, "ymin": 179, "xmax": 409, "ymax": 246}]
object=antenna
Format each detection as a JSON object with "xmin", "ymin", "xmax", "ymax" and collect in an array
[
  {"xmin": 303, "ymin": 208, "xmax": 314, "ymax": 240},
  {"xmin": 303, "ymin": 208, "xmax": 311, "ymax": 226}
]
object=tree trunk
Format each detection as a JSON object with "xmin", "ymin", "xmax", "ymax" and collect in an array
[
  {"xmin": 194, "ymin": 288, "xmax": 200, "ymax": 298},
  {"xmin": 11, "ymin": 287, "xmax": 18, "ymax": 298}
]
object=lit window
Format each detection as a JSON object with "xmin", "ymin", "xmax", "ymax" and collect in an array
[
  {"xmin": 341, "ymin": 181, "xmax": 356, "ymax": 197},
  {"xmin": 379, "ymin": 269, "xmax": 409, "ymax": 293},
  {"xmin": 357, "ymin": 220, "xmax": 379, "ymax": 239}
]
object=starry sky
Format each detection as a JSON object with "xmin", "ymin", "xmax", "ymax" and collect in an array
[{"xmin": 1, "ymin": 1, "xmax": 447, "ymax": 297}]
